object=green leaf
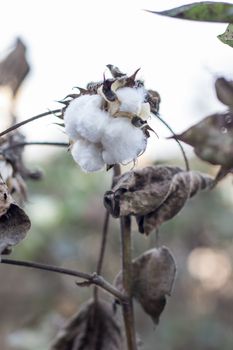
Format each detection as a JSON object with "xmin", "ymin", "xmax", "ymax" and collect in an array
[
  {"xmin": 218, "ymin": 24, "xmax": 233, "ymax": 47},
  {"xmin": 148, "ymin": 2, "xmax": 233, "ymax": 23}
]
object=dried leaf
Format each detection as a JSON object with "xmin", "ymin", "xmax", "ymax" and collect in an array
[
  {"xmin": 51, "ymin": 299, "xmax": 123, "ymax": 350},
  {"xmin": 104, "ymin": 165, "xmax": 213, "ymax": 234},
  {"xmin": 115, "ymin": 247, "xmax": 176, "ymax": 324},
  {"xmin": 0, "ymin": 37, "xmax": 30, "ymax": 96},
  {"xmin": 0, "ymin": 203, "xmax": 31, "ymax": 254},
  {"xmin": 215, "ymin": 77, "xmax": 233, "ymax": 108},
  {"xmin": 148, "ymin": 2, "xmax": 233, "ymax": 23},
  {"xmin": 0, "ymin": 181, "xmax": 13, "ymax": 217},
  {"xmin": 172, "ymin": 113, "xmax": 233, "ymax": 172},
  {"xmin": 218, "ymin": 24, "xmax": 233, "ymax": 48}
]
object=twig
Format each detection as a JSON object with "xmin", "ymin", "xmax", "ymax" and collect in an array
[
  {"xmin": 155, "ymin": 113, "xmax": 190, "ymax": 171},
  {"xmin": 0, "ymin": 258, "xmax": 126, "ymax": 302},
  {"xmin": 120, "ymin": 216, "xmax": 137, "ymax": 350},
  {"xmin": 93, "ymin": 164, "xmax": 121, "ymax": 302},
  {"xmin": 0, "ymin": 109, "xmax": 62, "ymax": 138},
  {"xmin": 4, "ymin": 141, "xmax": 69, "ymax": 150}
]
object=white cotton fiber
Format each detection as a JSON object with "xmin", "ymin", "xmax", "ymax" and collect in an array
[
  {"xmin": 101, "ymin": 117, "xmax": 147, "ymax": 164},
  {"xmin": 64, "ymin": 94, "xmax": 110, "ymax": 143},
  {"xmin": 71, "ymin": 138, "xmax": 105, "ymax": 172},
  {"xmin": 116, "ymin": 87, "xmax": 146, "ymax": 115}
]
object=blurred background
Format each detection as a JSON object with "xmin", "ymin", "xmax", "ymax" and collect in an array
[{"xmin": 0, "ymin": 0, "xmax": 233, "ymax": 349}]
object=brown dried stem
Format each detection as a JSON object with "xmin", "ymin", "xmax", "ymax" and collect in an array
[
  {"xmin": 4, "ymin": 141, "xmax": 69, "ymax": 150},
  {"xmin": 120, "ymin": 215, "xmax": 137, "ymax": 350},
  {"xmin": 93, "ymin": 164, "xmax": 121, "ymax": 302},
  {"xmin": 0, "ymin": 258, "xmax": 126, "ymax": 301},
  {"xmin": 0, "ymin": 109, "xmax": 62, "ymax": 138}
]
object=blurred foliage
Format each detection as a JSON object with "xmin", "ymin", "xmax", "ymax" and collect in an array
[{"xmin": 0, "ymin": 151, "xmax": 233, "ymax": 349}]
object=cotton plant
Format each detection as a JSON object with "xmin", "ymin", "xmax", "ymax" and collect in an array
[{"xmin": 63, "ymin": 65, "xmax": 160, "ymax": 172}]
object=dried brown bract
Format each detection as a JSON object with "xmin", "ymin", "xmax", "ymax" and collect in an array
[
  {"xmin": 51, "ymin": 299, "xmax": 123, "ymax": 350},
  {"xmin": 215, "ymin": 77, "xmax": 233, "ymax": 110},
  {"xmin": 104, "ymin": 165, "xmax": 213, "ymax": 234},
  {"xmin": 114, "ymin": 247, "xmax": 176, "ymax": 324}
]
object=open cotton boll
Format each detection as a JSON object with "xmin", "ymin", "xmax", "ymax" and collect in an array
[
  {"xmin": 116, "ymin": 87, "xmax": 146, "ymax": 115},
  {"xmin": 71, "ymin": 138, "xmax": 105, "ymax": 172},
  {"xmin": 64, "ymin": 95, "xmax": 91, "ymax": 140},
  {"xmin": 64, "ymin": 94, "xmax": 110, "ymax": 143},
  {"xmin": 102, "ymin": 117, "xmax": 147, "ymax": 164}
]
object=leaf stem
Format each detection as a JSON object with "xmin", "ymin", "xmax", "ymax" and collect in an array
[
  {"xmin": 120, "ymin": 215, "xmax": 137, "ymax": 350},
  {"xmin": 0, "ymin": 258, "xmax": 126, "ymax": 301},
  {"xmin": 155, "ymin": 113, "xmax": 190, "ymax": 171},
  {"xmin": 0, "ymin": 109, "xmax": 62, "ymax": 138}
]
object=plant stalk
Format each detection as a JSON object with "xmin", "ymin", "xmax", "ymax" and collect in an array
[
  {"xmin": 0, "ymin": 258, "xmax": 126, "ymax": 301},
  {"xmin": 120, "ymin": 215, "xmax": 137, "ymax": 350}
]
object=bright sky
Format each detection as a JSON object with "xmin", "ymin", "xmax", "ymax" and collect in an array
[{"xmin": 0, "ymin": 0, "xmax": 233, "ymax": 160}]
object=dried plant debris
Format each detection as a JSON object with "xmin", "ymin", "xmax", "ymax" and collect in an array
[
  {"xmin": 104, "ymin": 165, "xmax": 213, "ymax": 234},
  {"xmin": 0, "ymin": 37, "xmax": 30, "ymax": 97},
  {"xmin": 115, "ymin": 247, "xmax": 176, "ymax": 324},
  {"xmin": 62, "ymin": 65, "xmax": 160, "ymax": 172},
  {"xmin": 0, "ymin": 182, "xmax": 31, "ymax": 255},
  {"xmin": 51, "ymin": 299, "xmax": 123, "ymax": 350},
  {"xmin": 0, "ymin": 131, "xmax": 42, "ymax": 201},
  {"xmin": 171, "ymin": 112, "xmax": 233, "ymax": 181}
]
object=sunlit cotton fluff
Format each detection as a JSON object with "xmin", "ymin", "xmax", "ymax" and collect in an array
[
  {"xmin": 116, "ymin": 87, "xmax": 147, "ymax": 115},
  {"xmin": 64, "ymin": 94, "xmax": 110, "ymax": 143},
  {"xmin": 71, "ymin": 138, "xmax": 105, "ymax": 172},
  {"xmin": 101, "ymin": 117, "xmax": 147, "ymax": 164}
]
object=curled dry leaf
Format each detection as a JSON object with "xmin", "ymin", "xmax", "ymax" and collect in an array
[
  {"xmin": 104, "ymin": 165, "xmax": 213, "ymax": 234},
  {"xmin": 51, "ymin": 299, "xmax": 123, "ymax": 350},
  {"xmin": 215, "ymin": 77, "xmax": 233, "ymax": 109},
  {"xmin": 0, "ymin": 202, "xmax": 31, "ymax": 254},
  {"xmin": 114, "ymin": 246, "xmax": 176, "ymax": 324},
  {"xmin": 171, "ymin": 113, "xmax": 233, "ymax": 181}
]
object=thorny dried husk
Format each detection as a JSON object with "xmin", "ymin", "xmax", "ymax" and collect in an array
[
  {"xmin": 114, "ymin": 247, "xmax": 176, "ymax": 324},
  {"xmin": 104, "ymin": 165, "xmax": 213, "ymax": 234},
  {"xmin": 51, "ymin": 299, "xmax": 123, "ymax": 350},
  {"xmin": 171, "ymin": 112, "xmax": 233, "ymax": 181}
]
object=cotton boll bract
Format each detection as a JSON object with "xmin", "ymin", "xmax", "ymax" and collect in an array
[
  {"xmin": 71, "ymin": 138, "xmax": 105, "ymax": 172},
  {"xmin": 102, "ymin": 117, "xmax": 147, "ymax": 165},
  {"xmin": 64, "ymin": 95, "xmax": 110, "ymax": 143},
  {"xmin": 116, "ymin": 87, "xmax": 146, "ymax": 116}
]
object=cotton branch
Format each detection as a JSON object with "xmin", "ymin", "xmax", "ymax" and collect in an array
[
  {"xmin": 0, "ymin": 109, "xmax": 62, "ymax": 137},
  {"xmin": 0, "ymin": 258, "xmax": 126, "ymax": 302}
]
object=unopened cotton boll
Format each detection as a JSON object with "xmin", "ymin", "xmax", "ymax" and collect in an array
[
  {"xmin": 116, "ymin": 87, "xmax": 146, "ymax": 115},
  {"xmin": 64, "ymin": 94, "xmax": 110, "ymax": 143},
  {"xmin": 71, "ymin": 138, "xmax": 105, "ymax": 172},
  {"xmin": 102, "ymin": 117, "xmax": 147, "ymax": 164}
]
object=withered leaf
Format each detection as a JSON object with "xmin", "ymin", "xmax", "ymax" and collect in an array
[
  {"xmin": 171, "ymin": 113, "xmax": 233, "ymax": 180},
  {"xmin": 218, "ymin": 24, "xmax": 233, "ymax": 48},
  {"xmin": 104, "ymin": 165, "xmax": 213, "ymax": 234},
  {"xmin": 0, "ymin": 37, "xmax": 30, "ymax": 96},
  {"xmin": 51, "ymin": 299, "xmax": 123, "ymax": 350},
  {"xmin": 0, "ymin": 181, "xmax": 12, "ymax": 217},
  {"xmin": 0, "ymin": 203, "xmax": 31, "ymax": 254},
  {"xmin": 215, "ymin": 77, "xmax": 233, "ymax": 109},
  {"xmin": 115, "ymin": 247, "xmax": 176, "ymax": 324}
]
